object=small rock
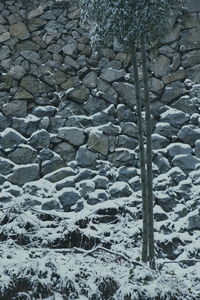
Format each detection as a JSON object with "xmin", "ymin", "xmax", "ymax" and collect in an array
[
  {"xmin": 42, "ymin": 200, "xmax": 60, "ymax": 211},
  {"xmin": 0, "ymin": 158, "xmax": 15, "ymax": 176},
  {"xmin": 7, "ymin": 145, "xmax": 38, "ymax": 165},
  {"xmin": 166, "ymin": 143, "xmax": 193, "ymax": 158},
  {"xmin": 151, "ymin": 133, "xmax": 170, "ymax": 149},
  {"xmin": 41, "ymin": 157, "xmax": 65, "ymax": 176},
  {"xmin": 58, "ymin": 188, "xmax": 81, "ymax": 212}
]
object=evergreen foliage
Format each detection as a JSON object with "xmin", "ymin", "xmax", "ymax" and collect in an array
[{"xmin": 78, "ymin": 0, "xmax": 182, "ymax": 49}]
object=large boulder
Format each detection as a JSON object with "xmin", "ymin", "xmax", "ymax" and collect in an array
[
  {"xmin": 177, "ymin": 125, "xmax": 200, "ymax": 147},
  {"xmin": 57, "ymin": 127, "xmax": 85, "ymax": 146},
  {"xmin": 172, "ymin": 154, "xmax": 200, "ymax": 172},
  {"xmin": 0, "ymin": 128, "xmax": 26, "ymax": 151},
  {"xmin": 8, "ymin": 164, "xmax": 40, "ymax": 185}
]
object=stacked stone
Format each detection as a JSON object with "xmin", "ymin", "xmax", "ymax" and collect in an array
[{"xmin": 0, "ymin": 0, "xmax": 200, "ymax": 215}]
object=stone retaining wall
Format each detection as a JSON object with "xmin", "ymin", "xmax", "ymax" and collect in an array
[{"xmin": 0, "ymin": 0, "xmax": 200, "ymax": 211}]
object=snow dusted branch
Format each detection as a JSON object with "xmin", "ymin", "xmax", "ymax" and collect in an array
[{"xmin": 81, "ymin": 246, "xmax": 143, "ymax": 266}]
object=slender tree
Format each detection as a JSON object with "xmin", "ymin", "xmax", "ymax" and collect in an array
[{"xmin": 71, "ymin": 0, "xmax": 182, "ymax": 267}]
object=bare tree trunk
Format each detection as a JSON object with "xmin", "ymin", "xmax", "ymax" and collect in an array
[
  {"xmin": 130, "ymin": 42, "xmax": 148, "ymax": 264},
  {"xmin": 140, "ymin": 37, "xmax": 155, "ymax": 269}
]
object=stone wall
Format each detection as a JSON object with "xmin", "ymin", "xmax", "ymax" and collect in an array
[{"xmin": 0, "ymin": 0, "xmax": 200, "ymax": 211}]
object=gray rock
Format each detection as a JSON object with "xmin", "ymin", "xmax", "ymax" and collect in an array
[
  {"xmin": 39, "ymin": 149, "xmax": 55, "ymax": 161},
  {"xmin": 195, "ymin": 140, "xmax": 200, "ymax": 158},
  {"xmin": 62, "ymin": 42, "xmax": 77, "ymax": 55},
  {"xmin": 82, "ymin": 71, "xmax": 97, "ymax": 88},
  {"xmin": 20, "ymin": 50, "xmax": 40, "ymax": 64},
  {"xmin": 117, "ymin": 166, "xmax": 138, "ymax": 181},
  {"xmin": 161, "ymin": 82, "xmax": 187, "ymax": 104},
  {"xmin": 32, "ymin": 106, "xmax": 57, "ymax": 118},
  {"xmin": 42, "ymin": 200, "xmax": 60, "ymax": 211},
  {"xmin": 108, "ymin": 148, "xmax": 135, "ymax": 167},
  {"xmin": 155, "ymin": 122, "xmax": 177, "ymax": 138},
  {"xmin": 166, "ymin": 143, "xmax": 192, "ymax": 159},
  {"xmin": 153, "ymin": 153, "xmax": 171, "ymax": 174},
  {"xmin": 172, "ymin": 96, "xmax": 200, "ymax": 114},
  {"xmin": 20, "ymin": 76, "xmax": 47, "ymax": 96},
  {"xmin": 76, "ymin": 146, "xmax": 98, "ymax": 167},
  {"xmin": 29, "ymin": 129, "xmax": 50, "ymax": 150},
  {"xmin": 55, "ymin": 175, "xmax": 75, "ymax": 190},
  {"xmin": 160, "ymin": 108, "xmax": 190, "ymax": 129},
  {"xmin": 76, "ymin": 180, "xmax": 95, "ymax": 198},
  {"xmin": 2, "ymin": 100, "xmax": 27, "ymax": 118},
  {"xmin": 7, "ymin": 145, "xmax": 38, "ymax": 164},
  {"xmin": 128, "ymin": 176, "xmax": 141, "ymax": 192},
  {"xmin": 172, "ymin": 154, "xmax": 200, "ymax": 172},
  {"xmin": 87, "ymin": 132, "xmax": 109, "ymax": 156},
  {"xmin": 98, "ymin": 123, "xmax": 121, "ymax": 136},
  {"xmin": 12, "ymin": 115, "xmax": 40, "ymax": 137},
  {"xmin": 41, "ymin": 156, "xmax": 65, "ymax": 176},
  {"xmin": 93, "ymin": 175, "xmax": 109, "ymax": 189},
  {"xmin": 0, "ymin": 113, "xmax": 10, "ymax": 131},
  {"xmin": 187, "ymin": 214, "xmax": 200, "ymax": 230},
  {"xmin": 155, "ymin": 191, "xmax": 178, "ymax": 212},
  {"xmin": 113, "ymin": 82, "xmax": 136, "ymax": 108},
  {"xmin": 67, "ymin": 85, "xmax": 90, "ymax": 103},
  {"xmin": 87, "ymin": 190, "xmax": 108, "ymax": 205},
  {"xmin": 177, "ymin": 125, "xmax": 200, "ymax": 147},
  {"xmin": 0, "ymin": 45, "xmax": 10, "ymax": 60},
  {"xmin": 0, "ymin": 158, "xmax": 15, "ymax": 176},
  {"xmin": 118, "ymin": 135, "xmax": 138, "ymax": 150},
  {"xmin": 0, "ymin": 192, "xmax": 13, "ymax": 205},
  {"xmin": 151, "ymin": 133, "xmax": 170, "ymax": 150},
  {"xmin": 100, "ymin": 68, "xmax": 126, "ymax": 82},
  {"xmin": 57, "ymin": 127, "xmax": 85, "ymax": 146},
  {"xmin": 182, "ymin": 49, "xmax": 200, "ymax": 68},
  {"xmin": 186, "ymin": 64, "xmax": 200, "ymax": 83},
  {"xmin": 116, "ymin": 104, "xmax": 136, "ymax": 122},
  {"xmin": 167, "ymin": 167, "xmax": 187, "ymax": 184},
  {"xmin": 8, "ymin": 164, "xmax": 40, "ymax": 185},
  {"xmin": 152, "ymin": 55, "xmax": 170, "ymax": 77},
  {"xmin": 184, "ymin": 0, "xmax": 200, "ymax": 12},
  {"xmin": 121, "ymin": 122, "xmax": 138, "ymax": 138},
  {"xmin": 8, "ymin": 65, "xmax": 26, "ymax": 79},
  {"xmin": 58, "ymin": 188, "xmax": 81, "ymax": 212},
  {"xmin": 0, "ymin": 128, "xmax": 26, "ymax": 151},
  {"xmin": 83, "ymin": 96, "xmax": 107, "ymax": 115},
  {"xmin": 75, "ymin": 169, "xmax": 97, "ymax": 182},
  {"xmin": 54, "ymin": 142, "xmax": 77, "ymax": 163},
  {"xmin": 180, "ymin": 27, "xmax": 200, "ymax": 52},
  {"xmin": 189, "ymin": 84, "xmax": 200, "ymax": 98},
  {"xmin": 109, "ymin": 181, "xmax": 132, "ymax": 199},
  {"xmin": 10, "ymin": 22, "xmax": 30, "ymax": 40}
]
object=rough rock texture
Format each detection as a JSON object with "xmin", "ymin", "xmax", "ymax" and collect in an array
[{"xmin": 0, "ymin": 0, "xmax": 199, "ymax": 216}]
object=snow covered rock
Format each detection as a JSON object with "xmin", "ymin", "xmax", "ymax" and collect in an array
[
  {"xmin": 7, "ymin": 145, "xmax": 38, "ymax": 164},
  {"xmin": 87, "ymin": 132, "xmax": 109, "ymax": 156},
  {"xmin": 177, "ymin": 125, "xmax": 200, "ymax": 146},
  {"xmin": 187, "ymin": 213, "xmax": 200, "ymax": 230},
  {"xmin": 151, "ymin": 133, "xmax": 170, "ymax": 149},
  {"xmin": 28, "ymin": 129, "xmax": 50, "ymax": 150},
  {"xmin": 0, "ymin": 157, "xmax": 15, "ymax": 175},
  {"xmin": 0, "ymin": 128, "xmax": 26, "ymax": 151},
  {"xmin": 8, "ymin": 164, "xmax": 40, "ymax": 185},
  {"xmin": 76, "ymin": 146, "xmax": 98, "ymax": 167},
  {"xmin": 109, "ymin": 182, "xmax": 132, "ymax": 199},
  {"xmin": 166, "ymin": 143, "xmax": 193, "ymax": 158},
  {"xmin": 58, "ymin": 188, "xmax": 81, "ymax": 212},
  {"xmin": 41, "ymin": 156, "xmax": 65, "ymax": 176},
  {"xmin": 76, "ymin": 180, "xmax": 95, "ymax": 198},
  {"xmin": 57, "ymin": 127, "xmax": 85, "ymax": 146},
  {"xmin": 195, "ymin": 139, "xmax": 200, "ymax": 157},
  {"xmin": 172, "ymin": 154, "xmax": 200, "ymax": 172},
  {"xmin": 160, "ymin": 108, "xmax": 190, "ymax": 129},
  {"xmin": 100, "ymin": 67, "xmax": 126, "ymax": 82}
]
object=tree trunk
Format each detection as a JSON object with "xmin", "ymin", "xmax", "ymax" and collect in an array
[
  {"xmin": 140, "ymin": 37, "xmax": 155, "ymax": 269},
  {"xmin": 130, "ymin": 42, "xmax": 148, "ymax": 264}
]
